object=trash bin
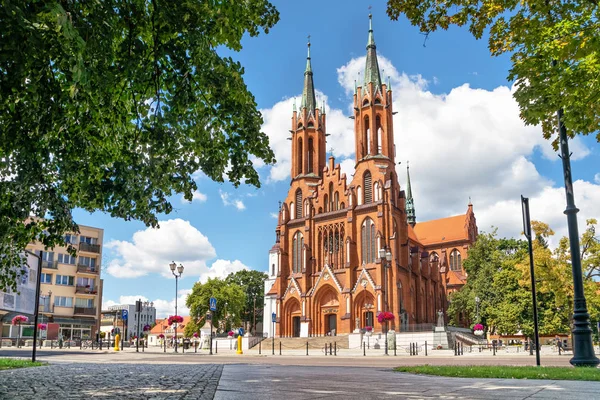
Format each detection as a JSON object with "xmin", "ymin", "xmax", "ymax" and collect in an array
[{"xmin": 183, "ymin": 339, "xmax": 191, "ymax": 350}]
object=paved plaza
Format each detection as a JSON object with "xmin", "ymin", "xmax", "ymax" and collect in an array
[{"xmin": 1, "ymin": 348, "xmax": 600, "ymax": 399}]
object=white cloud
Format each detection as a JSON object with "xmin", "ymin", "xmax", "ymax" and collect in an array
[
  {"xmin": 270, "ymin": 212, "xmax": 278, "ymax": 219},
  {"xmin": 219, "ymin": 190, "xmax": 246, "ymax": 211},
  {"xmin": 258, "ymin": 52, "xmax": 599, "ymax": 245},
  {"xmin": 105, "ymin": 219, "xmax": 216, "ymax": 279},
  {"xmin": 181, "ymin": 190, "xmax": 207, "ymax": 204},
  {"xmin": 199, "ymin": 259, "xmax": 250, "ymax": 284}
]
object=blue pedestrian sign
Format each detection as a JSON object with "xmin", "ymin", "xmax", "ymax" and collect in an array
[
  {"xmin": 209, "ymin": 297, "xmax": 217, "ymax": 312},
  {"xmin": 272, "ymin": 312, "xmax": 276, "ymax": 323},
  {"xmin": 122, "ymin": 309, "xmax": 128, "ymax": 321},
  {"xmin": 238, "ymin": 327, "xmax": 244, "ymax": 336}
]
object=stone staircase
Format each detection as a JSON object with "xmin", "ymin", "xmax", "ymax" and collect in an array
[{"xmin": 250, "ymin": 336, "xmax": 349, "ymax": 350}]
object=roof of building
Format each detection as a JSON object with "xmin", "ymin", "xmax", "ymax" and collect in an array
[
  {"xmin": 266, "ymin": 278, "xmax": 280, "ymax": 296},
  {"xmin": 413, "ymin": 214, "xmax": 469, "ymax": 246}
]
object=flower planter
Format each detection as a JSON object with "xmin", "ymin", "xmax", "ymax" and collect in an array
[{"xmin": 474, "ymin": 330, "xmax": 484, "ymax": 336}]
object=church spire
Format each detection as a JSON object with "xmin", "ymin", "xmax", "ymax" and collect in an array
[
  {"xmin": 406, "ymin": 163, "xmax": 416, "ymax": 227},
  {"xmin": 301, "ymin": 38, "xmax": 316, "ymax": 113},
  {"xmin": 363, "ymin": 13, "xmax": 382, "ymax": 91}
]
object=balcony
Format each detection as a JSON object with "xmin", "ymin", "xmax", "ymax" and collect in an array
[
  {"xmin": 42, "ymin": 261, "xmax": 58, "ymax": 270},
  {"xmin": 77, "ymin": 264, "xmax": 99, "ymax": 275},
  {"xmin": 74, "ymin": 307, "xmax": 96, "ymax": 316},
  {"xmin": 79, "ymin": 242, "xmax": 101, "ymax": 253},
  {"xmin": 75, "ymin": 285, "xmax": 98, "ymax": 295}
]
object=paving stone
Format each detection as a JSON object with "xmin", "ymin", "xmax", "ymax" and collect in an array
[{"xmin": 0, "ymin": 363, "xmax": 223, "ymax": 400}]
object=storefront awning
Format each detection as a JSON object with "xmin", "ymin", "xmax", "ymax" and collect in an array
[{"xmin": 51, "ymin": 318, "xmax": 96, "ymax": 326}]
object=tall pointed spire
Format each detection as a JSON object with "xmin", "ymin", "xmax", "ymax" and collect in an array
[
  {"xmin": 363, "ymin": 13, "xmax": 382, "ymax": 91},
  {"xmin": 301, "ymin": 37, "xmax": 316, "ymax": 114},
  {"xmin": 406, "ymin": 162, "xmax": 416, "ymax": 227}
]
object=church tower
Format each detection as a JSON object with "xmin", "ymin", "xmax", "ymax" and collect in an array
[
  {"xmin": 352, "ymin": 13, "xmax": 395, "ymax": 167},
  {"xmin": 290, "ymin": 40, "xmax": 327, "ymax": 181}
]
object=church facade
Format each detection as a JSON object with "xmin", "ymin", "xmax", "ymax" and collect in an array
[{"xmin": 263, "ymin": 16, "xmax": 478, "ymax": 338}]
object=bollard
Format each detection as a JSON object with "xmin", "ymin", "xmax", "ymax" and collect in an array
[
  {"xmin": 529, "ymin": 340, "xmax": 533, "ymax": 356},
  {"xmin": 558, "ymin": 345, "xmax": 562, "ymax": 355},
  {"xmin": 279, "ymin": 342, "xmax": 282, "ymax": 355},
  {"xmin": 334, "ymin": 342, "xmax": 337, "ymax": 356},
  {"xmin": 416, "ymin": 342, "xmax": 419, "ymax": 356},
  {"xmin": 195, "ymin": 342, "xmax": 198, "ymax": 353},
  {"xmin": 216, "ymin": 341, "xmax": 218, "ymax": 354},
  {"xmin": 259, "ymin": 340, "xmax": 261, "ymax": 355},
  {"xmin": 80, "ymin": 340, "xmax": 82, "ymax": 350},
  {"xmin": 363, "ymin": 342, "xmax": 366, "ymax": 356},
  {"xmin": 454, "ymin": 343, "xmax": 457, "ymax": 356},
  {"xmin": 164, "ymin": 339, "xmax": 166, "ymax": 353},
  {"xmin": 394, "ymin": 344, "xmax": 396, "ymax": 356},
  {"xmin": 306, "ymin": 342, "xmax": 309, "ymax": 356},
  {"xmin": 324, "ymin": 344, "xmax": 327, "ymax": 356},
  {"xmin": 272, "ymin": 338, "xmax": 275, "ymax": 355},
  {"xmin": 142, "ymin": 342, "xmax": 145, "ymax": 352},
  {"xmin": 425, "ymin": 341, "xmax": 428, "ymax": 356},
  {"xmin": 493, "ymin": 343, "xmax": 496, "ymax": 356},
  {"xmin": 182, "ymin": 342, "xmax": 185, "ymax": 354},
  {"xmin": 410, "ymin": 343, "xmax": 413, "ymax": 356}
]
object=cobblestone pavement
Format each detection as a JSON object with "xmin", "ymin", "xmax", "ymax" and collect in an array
[{"xmin": 0, "ymin": 363, "xmax": 222, "ymax": 399}]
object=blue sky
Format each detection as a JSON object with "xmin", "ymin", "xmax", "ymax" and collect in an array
[{"xmin": 90, "ymin": 1, "xmax": 600, "ymax": 317}]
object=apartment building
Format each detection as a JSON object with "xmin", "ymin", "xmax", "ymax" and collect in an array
[{"xmin": 27, "ymin": 224, "xmax": 104, "ymax": 340}]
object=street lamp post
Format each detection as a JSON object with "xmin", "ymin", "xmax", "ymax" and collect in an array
[
  {"xmin": 169, "ymin": 261, "xmax": 184, "ymax": 353},
  {"xmin": 379, "ymin": 247, "xmax": 393, "ymax": 356}
]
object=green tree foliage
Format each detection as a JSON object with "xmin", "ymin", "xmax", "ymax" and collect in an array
[
  {"xmin": 386, "ymin": 1, "xmax": 600, "ymax": 144},
  {"xmin": 186, "ymin": 278, "xmax": 245, "ymax": 333},
  {"xmin": 450, "ymin": 221, "xmax": 600, "ymax": 337},
  {"xmin": 183, "ymin": 318, "xmax": 199, "ymax": 338},
  {"xmin": 225, "ymin": 269, "xmax": 267, "ymax": 330},
  {"xmin": 0, "ymin": 1, "xmax": 279, "ymax": 291}
]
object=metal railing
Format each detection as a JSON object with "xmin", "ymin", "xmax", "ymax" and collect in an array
[
  {"xmin": 42, "ymin": 261, "xmax": 58, "ymax": 269},
  {"xmin": 74, "ymin": 306, "xmax": 96, "ymax": 315},
  {"xmin": 248, "ymin": 333, "xmax": 268, "ymax": 349},
  {"xmin": 77, "ymin": 264, "xmax": 99, "ymax": 274},
  {"xmin": 79, "ymin": 242, "xmax": 101, "ymax": 253}
]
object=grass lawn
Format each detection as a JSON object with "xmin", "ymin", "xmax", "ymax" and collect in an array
[
  {"xmin": 0, "ymin": 358, "xmax": 45, "ymax": 371},
  {"xmin": 394, "ymin": 365, "xmax": 600, "ymax": 381}
]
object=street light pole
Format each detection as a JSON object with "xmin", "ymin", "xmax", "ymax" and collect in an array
[
  {"xmin": 379, "ymin": 247, "xmax": 392, "ymax": 356},
  {"xmin": 522, "ymin": 195, "xmax": 541, "ymax": 367},
  {"xmin": 169, "ymin": 261, "xmax": 184, "ymax": 353},
  {"xmin": 29, "ymin": 250, "xmax": 42, "ymax": 363}
]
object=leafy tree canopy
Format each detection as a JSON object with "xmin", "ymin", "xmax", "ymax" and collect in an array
[
  {"xmin": 386, "ymin": 1, "xmax": 600, "ymax": 144},
  {"xmin": 186, "ymin": 277, "xmax": 245, "ymax": 333},
  {"xmin": 225, "ymin": 269, "xmax": 267, "ymax": 327},
  {"xmin": 0, "ymin": 1, "xmax": 279, "ymax": 291}
]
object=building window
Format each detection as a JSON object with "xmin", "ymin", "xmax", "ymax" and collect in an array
[
  {"xmin": 75, "ymin": 298, "xmax": 94, "ymax": 308},
  {"xmin": 373, "ymin": 181, "xmax": 380, "ymax": 201},
  {"xmin": 450, "ymin": 249, "xmax": 461, "ymax": 271},
  {"xmin": 271, "ymin": 263, "xmax": 275, "ymax": 276},
  {"xmin": 37, "ymin": 251, "xmax": 54, "ymax": 262},
  {"xmin": 64, "ymin": 234, "xmax": 78, "ymax": 245},
  {"xmin": 56, "ymin": 275, "xmax": 75, "ymax": 286},
  {"xmin": 80, "ymin": 236, "xmax": 97, "ymax": 245},
  {"xmin": 40, "ymin": 273, "xmax": 52, "ymax": 284},
  {"xmin": 79, "ymin": 256, "xmax": 96, "ymax": 268},
  {"xmin": 58, "ymin": 253, "xmax": 76, "ymax": 265},
  {"xmin": 364, "ymin": 171, "xmax": 372, "ymax": 203},
  {"xmin": 77, "ymin": 277, "xmax": 95, "ymax": 287},
  {"xmin": 297, "ymin": 138, "xmax": 303, "ymax": 175},
  {"xmin": 308, "ymin": 138, "xmax": 314, "ymax": 174},
  {"xmin": 55, "ymin": 296, "xmax": 73, "ymax": 307},
  {"xmin": 430, "ymin": 252, "xmax": 439, "ymax": 263},
  {"xmin": 361, "ymin": 218, "xmax": 376, "ymax": 264},
  {"xmin": 295, "ymin": 189, "xmax": 302, "ymax": 218},
  {"xmin": 292, "ymin": 232, "xmax": 304, "ymax": 273}
]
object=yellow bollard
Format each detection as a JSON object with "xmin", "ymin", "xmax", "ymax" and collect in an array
[
  {"xmin": 236, "ymin": 335, "xmax": 243, "ymax": 355},
  {"xmin": 114, "ymin": 333, "xmax": 120, "ymax": 351}
]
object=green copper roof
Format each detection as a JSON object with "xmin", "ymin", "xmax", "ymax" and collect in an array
[
  {"xmin": 406, "ymin": 164, "xmax": 416, "ymax": 226},
  {"xmin": 301, "ymin": 41, "xmax": 316, "ymax": 113},
  {"xmin": 364, "ymin": 14, "xmax": 382, "ymax": 91}
]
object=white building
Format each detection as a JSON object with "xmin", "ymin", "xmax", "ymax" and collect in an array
[
  {"xmin": 106, "ymin": 302, "xmax": 156, "ymax": 339},
  {"xmin": 263, "ymin": 244, "xmax": 279, "ymax": 338}
]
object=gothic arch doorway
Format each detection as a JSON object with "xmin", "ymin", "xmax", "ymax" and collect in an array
[
  {"xmin": 283, "ymin": 298, "xmax": 301, "ymax": 338},
  {"xmin": 313, "ymin": 285, "xmax": 339, "ymax": 336},
  {"xmin": 325, "ymin": 314, "xmax": 337, "ymax": 336}
]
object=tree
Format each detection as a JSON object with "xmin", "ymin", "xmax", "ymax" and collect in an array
[
  {"xmin": 386, "ymin": 1, "xmax": 600, "ymax": 145},
  {"xmin": 186, "ymin": 277, "xmax": 245, "ymax": 333},
  {"xmin": 0, "ymin": 1, "xmax": 279, "ymax": 291},
  {"xmin": 183, "ymin": 318, "xmax": 199, "ymax": 339},
  {"xmin": 225, "ymin": 269, "xmax": 268, "ymax": 332}
]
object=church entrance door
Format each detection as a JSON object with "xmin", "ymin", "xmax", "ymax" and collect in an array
[
  {"xmin": 326, "ymin": 314, "xmax": 337, "ymax": 336},
  {"xmin": 292, "ymin": 316, "xmax": 301, "ymax": 337}
]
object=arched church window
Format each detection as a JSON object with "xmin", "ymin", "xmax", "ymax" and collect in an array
[
  {"xmin": 297, "ymin": 138, "xmax": 303, "ymax": 175},
  {"xmin": 373, "ymin": 181, "xmax": 380, "ymax": 202},
  {"xmin": 271, "ymin": 263, "xmax": 275, "ymax": 276},
  {"xmin": 324, "ymin": 194, "xmax": 329, "ymax": 212},
  {"xmin": 340, "ymin": 202, "xmax": 345, "ymax": 209},
  {"xmin": 334, "ymin": 191, "xmax": 339, "ymax": 211},
  {"xmin": 430, "ymin": 252, "xmax": 439, "ymax": 263},
  {"xmin": 364, "ymin": 116, "xmax": 370, "ymax": 155},
  {"xmin": 376, "ymin": 116, "xmax": 382, "ymax": 154},
  {"xmin": 357, "ymin": 186, "xmax": 363, "ymax": 206},
  {"xmin": 295, "ymin": 189, "xmax": 302, "ymax": 218},
  {"xmin": 362, "ymin": 98, "xmax": 369, "ymax": 107},
  {"xmin": 297, "ymin": 122, "xmax": 303, "ymax": 128},
  {"xmin": 290, "ymin": 202, "xmax": 294, "ymax": 219},
  {"xmin": 361, "ymin": 218, "xmax": 376, "ymax": 264},
  {"xmin": 329, "ymin": 182, "xmax": 334, "ymax": 211},
  {"xmin": 307, "ymin": 138, "xmax": 314, "ymax": 174},
  {"xmin": 364, "ymin": 171, "xmax": 372, "ymax": 203},
  {"xmin": 307, "ymin": 121, "xmax": 314, "ymax": 128},
  {"xmin": 292, "ymin": 232, "xmax": 304, "ymax": 273},
  {"xmin": 450, "ymin": 249, "xmax": 461, "ymax": 271}
]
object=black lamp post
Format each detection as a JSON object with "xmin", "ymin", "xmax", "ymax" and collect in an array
[
  {"xmin": 169, "ymin": 261, "xmax": 184, "ymax": 353},
  {"xmin": 554, "ymin": 107, "xmax": 600, "ymax": 367},
  {"xmin": 379, "ymin": 247, "xmax": 392, "ymax": 356}
]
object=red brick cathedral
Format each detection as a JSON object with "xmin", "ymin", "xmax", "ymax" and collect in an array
[{"xmin": 264, "ymin": 15, "xmax": 478, "ymax": 338}]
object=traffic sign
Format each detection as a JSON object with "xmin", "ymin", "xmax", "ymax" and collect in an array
[
  {"xmin": 238, "ymin": 327, "xmax": 244, "ymax": 336},
  {"xmin": 272, "ymin": 312, "xmax": 276, "ymax": 323},
  {"xmin": 122, "ymin": 309, "xmax": 128, "ymax": 321},
  {"xmin": 209, "ymin": 297, "xmax": 217, "ymax": 312}
]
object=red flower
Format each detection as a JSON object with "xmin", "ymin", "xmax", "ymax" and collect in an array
[
  {"xmin": 158, "ymin": 334, "xmax": 165, "ymax": 339},
  {"xmin": 377, "ymin": 311, "xmax": 395, "ymax": 323},
  {"xmin": 167, "ymin": 315, "xmax": 184, "ymax": 326},
  {"xmin": 11, "ymin": 315, "xmax": 28, "ymax": 325},
  {"xmin": 193, "ymin": 332, "xmax": 199, "ymax": 338},
  {"xmin": 37, "ymin": 323, "xmax": 47, "ymax": 330}
]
